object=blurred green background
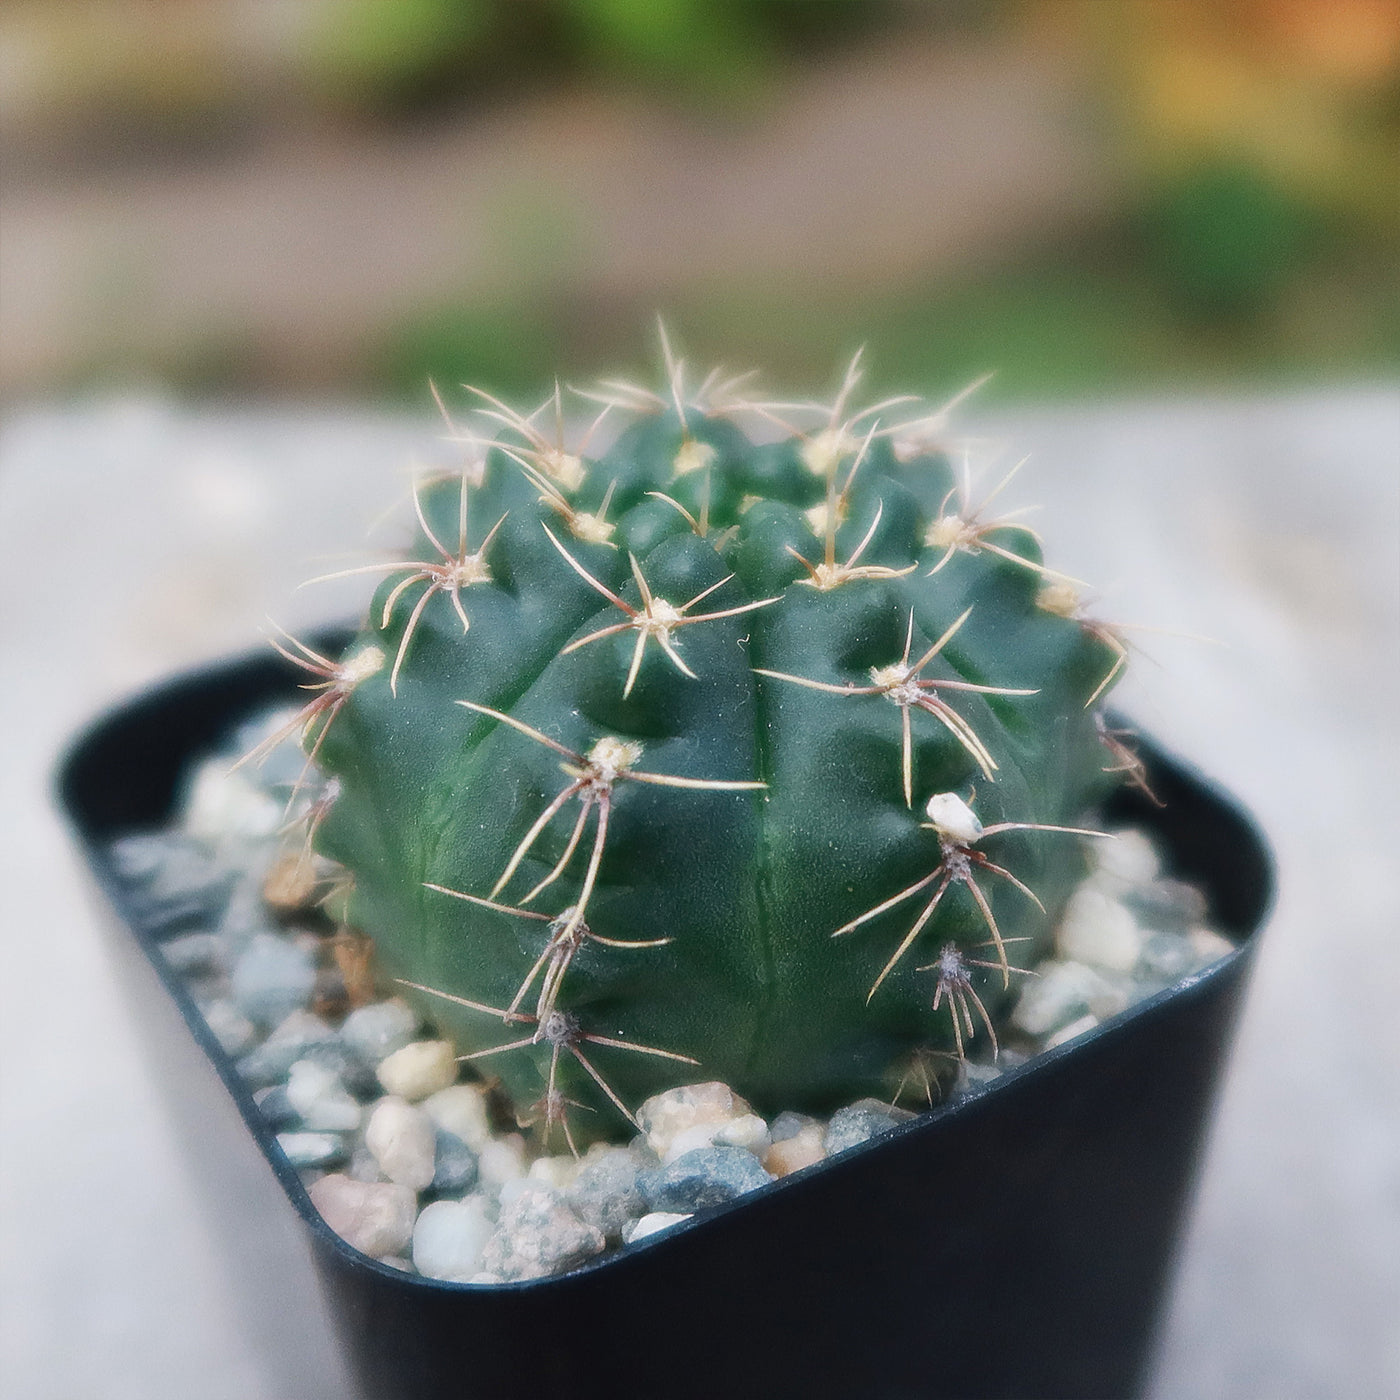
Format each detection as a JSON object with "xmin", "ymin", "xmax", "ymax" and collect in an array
[{"xmin": 2, "ymin": 0, "xmax": 1397, "ymax": 406}]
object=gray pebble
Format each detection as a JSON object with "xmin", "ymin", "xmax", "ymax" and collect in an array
[
  {"xmin": 276, "ymin": 1132, "xmax": 348, "ymax": 1169},
  {"xmin": 253, "ymin": 1084, "xmax": 299, "ymax": 1130},
  {"xmin": 160, "ymin": 932, "xmax": 227, "ymax": 976},
  {"xmin": 236, "ymin": 1009, "xmax": 339, "ymax": 1088},
  {"xmin": 346, "ymin": 1144, "xmax": 387, "ymax": 1184},
  {"xmin": 824, "ymin": 1100, "xmax": 913, "ymax": 1155},
  {"xmin": 217, "ymin": 874, "xmax": 279, "ymax": 952},
  {"xmin": 1123, "ymin": 880, "xmax": 1209, "ymax": 933},
  {"xmin": 108, "ymin": 832, "xmax": 236, "ymax": 932},
  {"xmin": 340, "ymin": 1000, "xmax": 419, "ymax": 1066},
  {"xmin": 1137, "ymin": 930, "xmax": 1199, "ymax": 982},
  {"xmin": 641, "ymin": 1146, "xmax": 773, "ymax": 1213},
  {"xmin": 478, "ymin": 1186, "xmax": 605, "ymax": 1282},
  {"xmin": 200, "ymin": 998, "xmax": 258, "ymax": 1057},
  {"xmin": 231, "ymin": 932, "xmax": 316, "ymax": 1028},
  {"xmin": 567, "ymin": 1147, "xmax": 648, "ymax": 1239},
  {"xmin": 769, "ymin": 1111, "xmax": 820, "ymax": 1143},
  {"xmin": 430, "ymin": 1128, "xmax": 479, "ymax": 1196}
]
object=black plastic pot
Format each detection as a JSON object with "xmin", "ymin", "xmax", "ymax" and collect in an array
[{"xmin": 57, "ymin": 643, "xmax": 1273, "ymax": 1400}]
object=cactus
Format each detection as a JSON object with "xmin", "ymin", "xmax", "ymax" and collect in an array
[{"xmin": 279, "ymin": 338, "xmax": 1126, "ymax": 1147}]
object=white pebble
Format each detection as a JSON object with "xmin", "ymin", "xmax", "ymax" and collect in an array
[
  {"xmin": 376, "ymin": 1040, "xmax": 458, "ymax": 1101},
  {"xmin": 528, "ymin": 1155, "xmax": 581, "ymax": 1191},
  {"xmin": 623, "ymin": 1212, "xmax": 692, "ymax": 1244},
  {"xmin": 1089, "ymin": 828, "xmax": 1160, "ymax": 888},
  {"xmin": 1046, "ymin": 1013, "xmax": 1100, "ymax": 1049},
  {"xmin": 183, "ymin": 758, "xmax": 283, "ymax": 842},
  {"xmin": 1056, "ymin": 888, "xmax": 1143, "ymax": 972},
  {"xmin": 1189, "ymin": 928, "xmax": 1235, "ymax": 967},
  {"xmin": 422, "ymin": 1084, "xmax": 493, "ymax": 1151},
  {"xmin": 308, "ymin": 1174, "xmax": 417, "ymax": 1258},
  {"xmin": 412, "ymin": 1197, "xmax": 495, "ymax": 1282},
  {"xmin": 287, "ymin": 1060, "xmax": 362, "ymax": 1132},
  {"xmin": 477, "ymin": 1134, "xmax": 527, "ymax": 1193},
  {"xmin": 365, "ymin": 1098, "xmax": 437, "ymax": 1190},
  {"xmin": 1012, "ymin": 960, "xmax": 1123, "ymax": 1038}
]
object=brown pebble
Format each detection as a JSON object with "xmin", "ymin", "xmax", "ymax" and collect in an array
[
  {"xmin": 331, "ymin": 927, "xmax": 378, "ymax": 1008},
  {"xmin": 262, "ymin": 852, "xmax": 321, "ymax": 910},
  {"xmin": 763, "ymin": 1125, "xmax": 826, "ymax": 1177}
]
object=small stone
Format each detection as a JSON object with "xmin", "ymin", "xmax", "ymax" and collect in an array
[
  {"xmin": 477, "ymin": 1135, "xmax": 527, "ymax": 1193},
  {"xmin": 567, "ymin": 1146, "xmax": 648, "ymax": 1238},
  {"xmin": 1089, "ymin": 828, "xmax": 1161, "ymax": 887},
  {"xmin": 636, "ymin": 1082, "xmax": 755, "ymax": 1162},
  {"xmin": 376, "ymin": 1040, "xmax": 458, "ymax": 1101},
  {"xmin": 763, "ymin": 1124, "xmax": 826, "ymax": 1177},
  {"xmin": 430, "ymin": 1128, "xmax": 479, "ymax": 1195},
  {"xmin": 308, "ymin": 1174, "xmax": 417, "ymax": 1258},
  {"xmin": 276, "ymin": 1132, "xmax": 349, "ymax": 1170},
  {"xmin": 769, "ymin": 1111, "xmax": 819, "ymax": 1143},
  {"xmin": 478, "ymin": 1186, "xmax": 605, "ymax": 1281},
  {"xmin": 235, "ymin": 1009, "xmax": 339, "ymax": 1087},
  {"xmin": 216, "ymin": 874, "xmax": 277, "ymax": 952},
  {"xmin": 365, "ymin": 1098, "xmax": 437, "ymax": 1190},
  {"xmin": 1056, "ymin": 888, "xmax": 1143, "ymax": 972},
  {"xmin": 231, "ymin": 932, "xmax": 317, "ymax": 1028},
  {"xmin": 527, "ymin": 1156, "xmax": 581, "ymax": 1192},
  {"xmin": 412, "ymin": 1197, "xmax": 495, "ymax": 1282},
  {"xmin": 710, "ymin": 1113, "xmax": 770, "ymax": 1159},
  {"xmin": 824, "ymin": 1100, "xmax": 913, "ymax": 1156},
  {"xmin": 953, "ymin": 1061, "xmax": 1002, "ymax": 1098},
  {"xmin": 340, "ymin": 1000, "xmax": 419, "ymax": 1066},
  {"xmin": 227, "ymin": 708, "xmax": 311, "ymax": 791},
  {"xmin": 183, "ymin": 757, "xmax": 284, "ymax": 843},
  {"xmin": 160, "ymin": 932, "xmax": 227, "ymax": 976},
  {"xmin": 108, "ymin": 832, "xmax": 236, "ymax": 931},
  {"xmin": 1122, "ymin": 879, "xmax": 1209, "ymax": 933},
  {"xmin": 1189, "ymin": 928, "xmax": 1235, "ymax": 968},
  {"xmin": 253, "ymin": 1084, "xmax": 299, "ymax": 1129},
  {"xmin": 622, "ymin": 1212, "xmax": 692, "ymax": 1244},
  {"xmin": 421, "ymin": 1084, "xmax": 493, "ymax": 1151},
  {"xmin": 286, "ymin": 1061, "xmax": 362, "ymax": 1133},
  {"xmin": 346, "ymin": 1143, "xmax": 386, "ymax": 1184},
  {"xmin": 641, "ymin": 1146, "xmax": 773, "ymax": 1212},
  {"xmin": 262, "ymin": 853, "xmax": 321, "ymax": 911},
  {"xmin": 200, "ymin": 998, "xmax": 258, "ymax": 1057},
  {"xmin": 1011, "ymin": 960, "xmax": 1124, "ymax": 1038},
  {"xmin": 1138, "ymin": 930, "xmax": 1199, "ymax": 982},
  {"xmin": 1046, "ymin": 1013, "xmax": 1100, "ymax": 1048}
]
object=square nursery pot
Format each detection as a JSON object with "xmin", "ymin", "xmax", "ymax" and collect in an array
[{"xmin": 57, "ymin": 641, "xmax": 1273, "ymax": 1400}]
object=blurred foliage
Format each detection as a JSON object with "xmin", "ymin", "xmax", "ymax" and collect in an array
[
  {"xmin": 1043, "ymin": 0, "xmax": 1400, "ymax": 321},
  {"xmin": 0, "ymin": 0, "xmax": 906, "ymax": 149},
  {"xmin": 304, "ymin": 0, "xmax": 496, "ymax": 112}
]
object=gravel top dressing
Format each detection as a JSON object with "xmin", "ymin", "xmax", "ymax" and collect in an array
[{"xmin": 105, "ymin": 704, "xmax": 1237, "ymax": 1285}]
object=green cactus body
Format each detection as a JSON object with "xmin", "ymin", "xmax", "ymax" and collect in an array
[{"xmin": 305, "ymin": 361, "xmax": 1122, "ymax": 1139}]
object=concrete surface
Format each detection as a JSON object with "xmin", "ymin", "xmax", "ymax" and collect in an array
[{"xmin": 1, "ymin": 384, "xmax": 1397, "ymax": 1398}]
